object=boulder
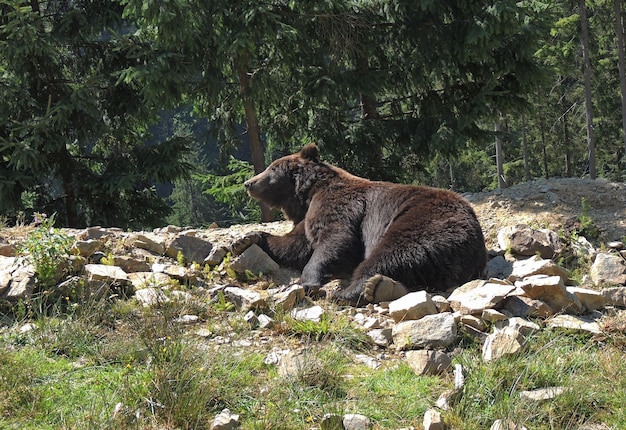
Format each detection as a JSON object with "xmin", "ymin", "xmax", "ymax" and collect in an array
[
  {"xmin": 498, "ymin": 224, "xmax": 562, "ymax": 258},
  {"xmin": 508, "ymin": 255, "xmax": 570, "ymax": 283},
  {"xmin": 405, "ymin": 350, "xmax": 452, "ymax": 376},
  {"xmin": 392, "ymin": 312, "xmax": 457, "ymax": 350},
  {"xmin": 448, "ymin": 279, "xmax": 515, "ymax": 315},
  {"xmin": 166, "ymin": 234, "xmax": 213, "ymax": 265},
  {"xmin": 229, "ymin": 244, "xmax": 279, "ymax": 275},
  {"xmin": 388, "ymin": 290, "xmax": 437, "ymax": 322},
  {"xmin": 515, "ymin": 275, "xmax": 583, "ymax": 314},
  {"xmin": 590, "ymin": 252, "xmax": 626, "ymax": 286}
]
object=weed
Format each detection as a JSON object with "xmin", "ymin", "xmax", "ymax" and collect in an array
[
  {"xmin": 213, "ymin": 290, "xmax": 235, "ymax": 312},
  {"xmin": 18, "ymin": 213, "xmax": 73, "ymax": 290}
]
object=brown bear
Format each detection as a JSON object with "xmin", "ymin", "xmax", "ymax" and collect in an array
[{"xmin": 236, "ymin": 143, "xmax": 486, "ymax": 305}]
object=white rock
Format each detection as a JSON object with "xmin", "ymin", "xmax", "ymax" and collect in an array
[
  {"xmin": 423, "ymin": 408, "xmax": 444, "ymax": 430},
  {"xmin": 405, "ymin": 350, "xmax": 452, "ymax": 376},
  {"xmin": 482, "ymin": 327, "xmax": 524, "ymax": 361},
  {"xmin": 209, "ymin": 408, "xmax": 240, "ymax": 430},
  {"xmin": 546, "ymin": 314, "xmax": 602, "ymax": 334},
  {"xmin": 392, "ymin": 312, "xmax": 457, "ymax": 350},
  {"xmin": 566, "ymin": 286, "xmax": 606, "ymax": 311},
  {"xmin": 520, "ymin": 386, "xmax": 566, "ymax": 402},
  {"xmin": 590, "ymin": 252, "xmax": 626, "ymax": 286},
  {"xmin": 388, "ymin": 290, "xmax": 437, "ymax": 322},
  {"xmin": 342, "ymin": 413, "xmax": 371, "ymax": 430},
  {"xmin": 448, "ymin": 280, "xmax": 515, "ymax": 315},
  {"xmin": 229, "ymin": 244, "xmax": 279, "ymax": 275},
  {"xmin": 367, "ymin": 328, "xmax": 393, "ymax": 347},
  {"xmin": 291, "ymin": 305, "xmax": 324, "ymax": 322},
  {"xmin": 508, "ymin": 255, "xmax": 570, "ymax": 283}
]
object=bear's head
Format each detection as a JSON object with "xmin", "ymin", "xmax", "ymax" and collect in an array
[{"xmin": 244, "ymin": 143, "xmax": 322, "ymax": 222}]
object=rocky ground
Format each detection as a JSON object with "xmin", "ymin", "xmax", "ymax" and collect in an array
[
  {"xmin": 466, "ymin": 177, "xmax": 626, "ymax": 247},
  {"xmin": 1, "ymin": 177, "xmax": 626, "ymax": 430}
]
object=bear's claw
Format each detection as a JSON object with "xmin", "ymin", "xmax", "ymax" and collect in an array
[{"xmin": 229, "ymin": 231, "xmax": 262, "ymax": 256}]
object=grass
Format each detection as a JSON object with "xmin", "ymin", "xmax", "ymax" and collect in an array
[
  {"xmin": 3, "ymin": 292, "xmax": 624, "ymax": 430},
  {"xmin": 2, "ymin": 247, "xmax": 626, "ymax": 430}
]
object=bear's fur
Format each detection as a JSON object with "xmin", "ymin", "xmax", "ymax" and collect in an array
[{"xmin": 241, "ymin": 143, "xmax": 487, "ymax": 305}]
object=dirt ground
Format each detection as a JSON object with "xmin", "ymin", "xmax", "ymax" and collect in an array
[{"xmin": 466, "ymin": 177, "xmax": 626, "ymax": 248}]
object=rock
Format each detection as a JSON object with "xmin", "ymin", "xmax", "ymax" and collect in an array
[
  {"xmin": 497, "ymin": 295, "xmax": 553, "ymax": 318},
  {"xmin": 209, "ymin": 408, "xmax": 240, "ymax": 430},
  {"xmin": 482, "ymin": 326, "xmax": 525, "ymax": 361},
  {"xmin": 135, "ymin": 287, "xmax": 170, "ymax": 307},
  {"xmin": 566, "ymin": 286, "xmax": 606, "ymax": 311},
  {"xmin": 388, "ymin": 290, "xmax": 437, "ymax": 322},
  {"xmin": 151, "ymin": 263, "xmax": 198, "ymax": 283},
  {"xmin": 601, "ymin": 286, "xmax": 626, "ymax": 307},
  {"xmin": 447, "ymin": 279, "xmax": 515, "ymax": 315},
  {"xmin": 244, "ymin": 310, "xmax": 258, "ymax": 327},
  {"xmin": 229, "ymin": 244, "xmax": 279, "ymax": 275},
  {"xmin": 491, "ymin": 419, "xmax": 528, "ymax": 430},
  {"xmin": 110, "ymin": 255, "xmax": 151, "ymax": 273},
  {"xmin": 405, "ymin": 350, "xmax": 452, "ymax": 376},
  {"xmin": 498, "ymin": 224, "xmax": 562, "ymax": 258},
  {"xmin": 590, "ymin": 252, "xmax": 626, "ymax": 286},
  {"xmin": 607, "ymin": 241, "xmax": 624, "ymax": 250},
  {"xmin": 515, "ymin": 275, "xmax": 583, "ymax": 314},
  {"xmin": 460, "ymin": 314, "xmax": 487, "ymax": 331},
  {"xmin": 367, "ymin": 328, "xmax": 393, "ymax": 347},
  {"xmin": 392, "ymin": 312, "xmax": 457, "ymax": 350},
  {"xmin": 2, "ymin": 259, "xmax": 36, "ymax": 301},
  {"xmin": 508, "ymin": 255, "xmax": 570, "ymax": 283},
  {"xmin": 494, "ymin": 317, "xmax": 540, "ymax": 337},
  {"xmin": 291, "ymin": 305, "xmax": 324, "ymax": 322},
  {"xmin": 519, "ymin": 386, "xmax": 566, "ymax": 402},
  {"xmin": 132, "ymin": 233, "xmax": 166, "ymax": 255},
  {"xmin": 257, "ymin": 314, "xmax": 274, "ymax": 329},
  {"xmin": 481, "ymin": 309, "xmax": 509, "ymax": 323},
  {"xmin": 270, "ymin": 284, "xmax": 305, "ymax": 311},
  {"xmin": 546, "ymin": 314, "xmax": 602, "ymax": 334},
  {"xmin": 72, "ymin": 239, "xmax": 102, "ymax": 257},
  {"xmin": 84, "ymin": 264, "xmax": 129, "ymax": 297},
  {"xmin": 353, "ymin": 313, "xmax": 383, "ymax": 330},
  {"xmin": 223, "ymin": 286, "xmax": 265, "ymax": 312},
  {"xmin": 205, "ymin": 247, "xmax": 227, "ymax": 266},
  {"xmin": 343, "ymin": 414, "xmax": 371, "ymax": 430},
  {"xmin": 166, "ymin": 235, "xmax": 213, "ymax": 264},
  {"xmin": 431, "ymin": 295, "xmax": 451, "ymax": 312},
  {"xmin": 423, "ymin": 408, "xmax": 444, "ymax": 430},
  {"xmin": 485, "ymin": 255, "xmax": 513, "ymax": 279},
  {"xmin": 572, "ymin": 236, "xmax": 596, "ymax": 259}
]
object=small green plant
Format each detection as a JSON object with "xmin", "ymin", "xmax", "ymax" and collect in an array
[
  {"xmin": 19, "ymin": 213, "xmax": 73, "ymax": 290},
  {"xmin": 578, "ymin": 197, "xmax": 600, "ymax": 239},
  {"xmin": 176, "ymin": 250, "xmax": 186, "ymax": 266},
  {"xmin": 100, "ymin": 253, "xmax": 115, "ymax": 266},
  {"xmin": 213, "ymin": 290, "xmax": 235, "ymax": 312}
]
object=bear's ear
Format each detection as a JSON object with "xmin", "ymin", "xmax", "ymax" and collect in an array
[{"xmin": 299, "ymin": 143, "xmax": 320, "ymax": 162}]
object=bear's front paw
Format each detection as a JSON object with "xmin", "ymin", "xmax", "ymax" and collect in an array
[{"xmin": 229, "ymin": 231, "xmax": 263, "ymax": 256}]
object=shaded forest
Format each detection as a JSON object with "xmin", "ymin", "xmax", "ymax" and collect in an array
[{"xmin": 1, "ymin": 0, "xmax": 625, "ymax": 229}]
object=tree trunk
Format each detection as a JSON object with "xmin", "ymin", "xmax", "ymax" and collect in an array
[
  {"xmin": 236, "ymin": 53, "xmax": 272, "ymax": 222},
  {"xmin": 521, "ymin": 114, "xmax": 530, "ymax": 181},
  {"xmin": 539, "ymin": 115, "xmax": 549, "ymax": 178},
  {"xmin": 56, "ymin": 146, "xmax": 80, "ymax": 227},
  {"xmin": 495, "ymin": 116, "xmax": 506, "ymax": 189},
  {"xmin": 579, "ymin": 0, "xmax": 597, "ymax": 179},
  {"xmin": 356, "ymin": 54, "xmax": 385, "ymax": 175},
  {"xmin": 614, "ymin": 0, "xmax": 626, "ymax": 164},
  {"xmin": 561, "ymin": 87, "xmax": 572, "ymax": 176}
]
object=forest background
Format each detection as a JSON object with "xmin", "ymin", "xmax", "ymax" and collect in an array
[{"xmin": 1, "ymin": 0, "xmax": 625, "ymax": 229}]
